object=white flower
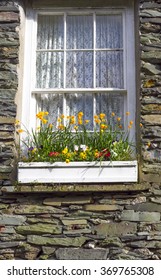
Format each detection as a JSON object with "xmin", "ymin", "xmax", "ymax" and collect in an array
[
  {"xmin": 74, "ymin": 145, "xmax": 79, "ymax": 151},
  {"xmin": 80, "ymin": 144, "xmax": 88, "ymax": 151}
]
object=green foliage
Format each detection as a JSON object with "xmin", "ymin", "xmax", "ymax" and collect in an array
[{"xmin": 16, "ymin": 111, "xmax": 135, "ymax": 163}]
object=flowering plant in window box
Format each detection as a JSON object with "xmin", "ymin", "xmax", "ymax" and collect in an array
[{"xmin": 16, "ymin": 111, "xmax": 137, "ymax": 183}]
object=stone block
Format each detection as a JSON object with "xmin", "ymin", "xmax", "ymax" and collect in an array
[
  {"xmin": 84, "ymin": 204, "xmax": 123, "ymax": 211},
  {"xmin": 0, "ymin": 117, "xmax": 15, "ymax": 124},
  {"xmin": 94, "ymin": 222, "xmax": 137, "ymax": 236},
  {"xmin": 0, "ymin": 226, "xmax": 15, "ymax": 233},
  {"xmin": 43, "ymin": 196, "xmax": 91, "ymax": 206},
  {"xmin": 55, "ymin": 248, "xmax": 108, "ymax": 260},
  {"xmin": 126, "ymin": 202, "xmax": 161, "ymax": 212},
  {"xmin": 142, "ymin": 114, "xmax": 161, "ymax": 125},
  {"xmin": 0, "ymin": 242, "xmax": 21, "ymax": 249},
  {"xmin": 14, "ymin": 205, "xmax": 67, "ymax": 215},
  {"xmin": 0, "ymin": 12, "xmax": 19, "ymax": 22},
  {"xmin": 0, "ymin": 214, "xmax": 26, "ymax": 225},
  {"xmin": 61, "ymin": 219, "xmax": 87, "ymax": 226},
  {"xmin": 16, "ymin": 224, "xmax": 62, "ymax": 235},
  {"xmin": 121, "ymin": 210, "xmax": 160, "ymax": 222},
  {"xmin": 27, "ymin": 235, "xmax": 87, "ymax": 247}
]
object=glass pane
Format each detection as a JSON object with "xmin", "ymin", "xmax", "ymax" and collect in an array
[
  {"xmin": 36, "ymin": 93, "xmax": 63, "ymax": 126},
  {"xmin": 37, "ymin": 15, "xmax": 64, "ymax": 50},
  {"xmin": 65, "ymin": 93, "xmax": 93, "ymax": 130},
  {"xmin": 66, "ymin": 15, "xmax": 93, "ymax": 49},
  {"xmin": 96, "ymin": 92, "xmax": 125, "ymax": 128},
  {"xmin": 96, "ymin": 14, "xmax": 123, "ymax": 49},
  {"xmin": 66, "ymin": 51, "xmax": 93, "ymax": 88},
  {"xmin": 36, "ymin": 52, "xmax": 64, "ymax": 88},
  {"xmin": 96, "ymin": 51, "xmax": 123, "ymax": 88}
]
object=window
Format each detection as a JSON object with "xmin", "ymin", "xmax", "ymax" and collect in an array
[{"xmin": 22, "ymin": 2, "xmax": 135, "ymax": 142}]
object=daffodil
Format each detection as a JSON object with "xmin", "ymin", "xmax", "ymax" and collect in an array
[
  {"xmin": 17, "ymin": 129, "xmax": 24, "ymax": 133},
  {"xmin": 62, "ymin": 147, "xmax": 68, "ymax": 154},
  {"xmin": 99, "ymin": 113, "xmax": 106, "ymax": 120}
]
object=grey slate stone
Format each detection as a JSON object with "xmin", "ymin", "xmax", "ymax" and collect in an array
[{"xmin": 55, "ymin": 248, "xmax": 109, "ymax": 260}]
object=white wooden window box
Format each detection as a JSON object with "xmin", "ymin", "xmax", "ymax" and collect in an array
[{"xmin": 18, "ymin": 161, "xmax": 138, "ymax": 183}]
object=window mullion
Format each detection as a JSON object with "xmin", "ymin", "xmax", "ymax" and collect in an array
[
  {"xmin": 63, "ymin": 12, "xmax": 67, "ymax": 121},
  {"xmin": 64, "ymin": 12, "xmax": 67, "ymax": 89},
  {"xmin": 93, "ymin": 12, "xmax": 96, "ymax": 128},
  {"xmin": 93, "ymin": 12, "xmax": 96, "ymax": 89}
]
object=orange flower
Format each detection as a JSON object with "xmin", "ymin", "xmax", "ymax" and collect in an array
[
  {"xmin": 17, "ymin": 129, "xmax": 24, "ymax": 134},
  {"xmin": 78, "ymin": 120, "xmax": 83, "ymax": 125},
  {"xmin": 78, "ymin": 111, "xmax": 84, "ymax": 117},
  {"xmin": 42, "ymin": 118, "xmax": 48, "ymax": 124},
  {"xmin": 58, "ymin": 124, "xmax": 65, "ymax": 130},
  {"xmin": 99, "ymin": 113, "xmax": 106, "ymax": 120}
]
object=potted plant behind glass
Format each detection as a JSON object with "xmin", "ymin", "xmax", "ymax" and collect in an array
[{"xmin": 16, "ymin": 111, "xmax": 138, "ymax": 183}]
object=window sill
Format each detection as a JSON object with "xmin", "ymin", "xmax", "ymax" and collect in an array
[{"xmin": 18, "ymin": 161, "xmax": 138, "ymax": 184}]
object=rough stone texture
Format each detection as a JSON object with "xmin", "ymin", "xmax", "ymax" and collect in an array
[{"xmin": 55, "ymin": 248, "xmax": 109, "ymax": 260}]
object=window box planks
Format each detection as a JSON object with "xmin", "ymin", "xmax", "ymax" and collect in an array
[{"xmin": 18, "ymin": 161, "xmax": 138, "ymax": 183}]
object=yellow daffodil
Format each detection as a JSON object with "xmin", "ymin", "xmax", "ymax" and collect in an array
[
  {"xmin": 117, "ymin": 117, "xmax": 121, "ymax": 122},
  {"xmin": 99, "ymin": 113, "xmax": 106, "ymax": 120},
  {"xmin": 65, "ymin": 159, "xmax": 70, "ymax": 163},
  {"xmin": 74, "ymin": 125, "xmax": 78, "ymax": 130},
  {"xmin": 129, "ymin": 121, "xmax": 133, "ymax": 125},
  {"xmin": 126, "ymin": 111, "xmax": 130, "ymax": 116},
  {"xmin": 17, "ymin": 129, "xmax": 24, "ymax": 134},
  {"xmin": 78, "ymin": 111, "xmax": 84, "ymax": 117},
  {"xmin": 78, "ymin": 120, "xmax": 83, "ymax": 125},
  {"xmin": 80, "ymin": 152, "xmax": 87, "ymax": 160},
  {"xmin": 62, "ymin": 147, "xmax": 68, "ymax": 154},
  {"xmin": 15, "ymin": 120, "xmax": 20, "ymax": 125},
  {"xmin": 111, "ymin": 112, "xmax": 115, "ymax": 117},
  {"xmin": 100, "ymin": 124, "xmax": 108, "ymax": 130},
  {"xmin": 57, "ymin": 117, "xmax": 62, "ymax": 123},
  {"xmin": 42, "ymin": 118, "xmax": 48, "ymax": 124},
  {"xmin": 70, "ymin": 118, "xmax": 76, "ymax": 124},
  {"xmin": 84, "ymin": 120, "xmax": 90, "ymax": 124},
  {"xmin": 58, "ymin": 124, "xmax": 65, "ymax": 130}
]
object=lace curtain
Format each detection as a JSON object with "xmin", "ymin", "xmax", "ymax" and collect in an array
[{"xmin": 36, "ymin": 13, "xmax": 124, "ymax": 127}]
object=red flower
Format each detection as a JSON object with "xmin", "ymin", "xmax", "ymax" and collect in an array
[
  {"xmin": 97, "ymin": 149, "xmax": 110, "ymax": 159},
  {"xmin": 49, "ymin": 151, "xmax": 59, "ymax": 157}
]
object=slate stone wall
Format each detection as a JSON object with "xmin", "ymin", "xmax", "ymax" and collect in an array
[
  {"xmin": 1, "ymin": 0, "xmax": 161, "ymax": 260},
  {"xmin": 0, "ymin": 1, "xmax": 19, "ymax": 191}
]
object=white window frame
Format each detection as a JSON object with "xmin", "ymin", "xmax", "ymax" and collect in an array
[{"xmin": 21, "ymin": 2, "xmax": 136, "ymax": 143}]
